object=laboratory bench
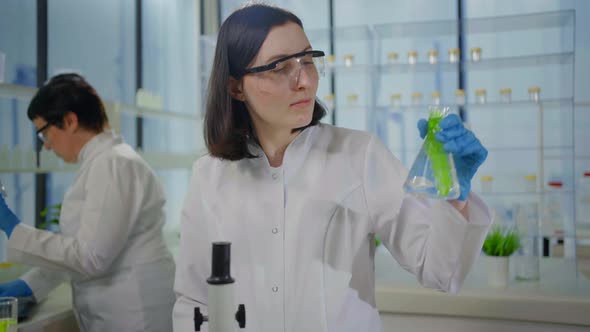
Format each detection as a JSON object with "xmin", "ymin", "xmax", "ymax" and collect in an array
[{"xmin": 4, "ymin": 248, "xmax": 590, "ymax": 332}]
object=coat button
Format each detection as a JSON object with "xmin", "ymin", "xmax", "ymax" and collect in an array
[
  {"xmin": 272, "ymin": 173, "xmax": 278, "ymax": 180},
  {"xmin": 272, "ymin": 286, "xmax": 279, "ymax": 292},
  {"xmin": 272, "ymin": 228, "xmax": 278, "ymax": 234}
]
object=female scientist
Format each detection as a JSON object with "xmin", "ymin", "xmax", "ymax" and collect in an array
[
  {"xmin": 0, "ymin": 74, "xmax": 175, "ymax": 331},
  {"xmin": 173, "ymin": 4, "xmax": 492, "ymax": 332}
]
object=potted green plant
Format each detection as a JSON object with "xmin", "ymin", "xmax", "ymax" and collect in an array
[
  {"xmin": 38, "ymin": 203, "xmax": 61, "ymax": 231},
  {"xmin": 482, "ymin": 225, "xmax": 521, "ymax": 288}
]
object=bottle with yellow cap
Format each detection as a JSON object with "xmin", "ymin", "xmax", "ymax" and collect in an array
[
  {"xmin": 524, "ymin": 174, "xmax": 537, "ymax": 193},
  {"xmin": 528, "ymin": 86, "xmax": 541, "ymax": 103},
  {"xmin": 411, "ymin": 92, "xmax": 423, "ymax": 106},
  {"xmin": 475, "ymin": 89, "xmax": 487, "ymax": 104},
  {"xmin": 431, "ymin": 91, "xmax": 441, "ymax": 105},
  {"xmin": 390, "ymin": 93, "xmax": 402, "ymax": 108},
  {"xmin": 448, "ymin": 48, "xmax": 460, "ymax": 63},
  {"xmin": 326, "ymin": 54, "xmax": 336, "ymax": 68},
  {"xmin": 346, "ymin": 93, "xmax": 358, "ymax": 107},
  {"xmin": 480, "ymin": 175, "xmax": 493, "ymax": 193},
  {"xmin": 499, "ymin": 88, "xmax": 512, "ymax": 103},
  {"xmin": 454, "ymin": 89, "xmax": 465, "ymax": 106},
  {"xmin": 427, "ymin": 50, "xmax": 438, "ymax": 64},
  {"xmin": 387, "ymin": 52, "xmax": 399, "ymax": 65},
  {"xmin": 343, "ymin": 54, "xmax": 354, "ymax": 67},
  {"xmin": 407, "ymin": 50, "xmax": 418, "ymax": 65},
  {"xmin": 322, "ymin": 94, "xmax": 335, "ymax": 113},
  {"xmin": 470, "ymin": 47, "xmax": 482, "ymax": 62}
]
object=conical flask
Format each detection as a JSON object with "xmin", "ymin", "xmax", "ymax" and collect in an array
[{"xmin": 404, "ymin": 107, "xmax": 460, "ymax": 200}]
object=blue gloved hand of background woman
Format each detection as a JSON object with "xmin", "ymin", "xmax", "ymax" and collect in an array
[
  {"xmin": 0, "ymin": 279, "xmax": 33, "ymax": 298},
  {"xmin": 418, "ymin": 114, "xmax": 488, "ymax": 201},
  {"xmin": 0, "ymin": 195, "xmax": 21, "ymax": 238}
]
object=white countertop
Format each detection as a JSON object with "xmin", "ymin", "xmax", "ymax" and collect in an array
[
  {"xmin": 6, "ymin": 248, "xmax": 590, "ymax": 328},
  {"xmin": 17, "ymin": 283, "xmax": 73, "ymax": 330},
  {"xmin": 374, "ymin": 246, "xmax": 590, "ymax": 326}
]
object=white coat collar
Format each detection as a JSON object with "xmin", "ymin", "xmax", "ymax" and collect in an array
[
  {"xmin": 77, "ymin": 130, "xmax": 122, "ymax": 167},
  {"xmin": 246, "ymin": 124, "xmax": 319, "ymax": 181}
]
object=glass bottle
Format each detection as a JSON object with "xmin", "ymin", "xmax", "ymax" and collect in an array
[
  {"xmin": 346, "ymin": 93, "xmax": 358, "ymax": 107},
  {"xmin": 411, "ymin": 92, "xmax": 423, "ymax": 106},
  {"xmin": 480, "ymin": 175, "xmax": 493, "ymax": 193},
  {"xmin": 577, "ymin": 172, "xmax": 590, "ymax": 223},
  {"xmin": 431, "ymin": 91, "xmax": 441, "ymax": 105},
  {"xmin": 390, "ymin": 93, "xmax": 402, "ymax": 108},
  {"xmin": 524, "ymin": 174, "xmax": 537, "ymax": 193},
  {"xmin": 404, "ymin": 107, "xmax": 461, "ymax": 200},
  {"xmin": 499, "ymin": 88, "xmax": 512, "ymax": 103},
  {"xmin": 343, "ymin": 54, "xmax": 354, "ymax": 67},
  {"xmin": 515, "ymin": 202, "xmax": 541, "ymax": 281},
  {"xmin": 427, "ymin": 50, "xmax": 438, "ymax": 64},
  {"xmin": 387, "ymin": 52, "xmax": 399, "ymax": 65},
  {"xmin": 448, "ymin": 48, "xmax": 460, "ymax": 63},
  {"xmin": 407, "ymin": 51, "xmax": 418, "ymax": 65},
  {"xmin": 454, "ymin": 89, "xmax": 465, "ymax": 106},
  {"xmin": 475, "ymin": 89, "xmax": 487, "ymax": 104},
  {"xmin": 326, "ymin": 54, "xmax": 336, "ymax": 68},
  {"xmin": 470, "ymin": 47, "xmax": 482, "ymax": 62},
  {"xmin": 528, "ymin": 86, "xmax": 541, "ymax": 103}
]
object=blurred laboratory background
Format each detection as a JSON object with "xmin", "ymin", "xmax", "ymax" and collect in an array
[{"xmin": 1, "ymin": 0, "xmax": 590, "ymax": 331}]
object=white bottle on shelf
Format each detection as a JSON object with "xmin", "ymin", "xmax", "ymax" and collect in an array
[
  {"xmin": 578, "ymin": 172, "xmax": 590, "ymax": 224},
  {"xmin": 545, "ymin": 181, "xmax": 576, "ymax": 258}
]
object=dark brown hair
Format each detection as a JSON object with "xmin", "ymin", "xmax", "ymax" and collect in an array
[
  {"xmin": 204, "ymin": 3, "xmax": 326, "ymax": 161},
  {"xmin": 27, "ymin": 73, "xmax": 108, "ymax": 133}
]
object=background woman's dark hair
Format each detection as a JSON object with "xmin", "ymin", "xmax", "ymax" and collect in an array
[
  {"xmin": 27, "ymin": 73, "xmax": 108, "ymax": 133},
  {"xmin": 205, "ymin": 3, "xmax": 326, "ymax": 161}
]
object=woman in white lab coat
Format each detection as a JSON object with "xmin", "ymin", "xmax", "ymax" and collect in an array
[
  {"xmin": 173, "ymin": 4, "xmax": 492, "ymax": 332},
  {"xmin": 0, "ymin": 74, "xmax": 175, "ymax": 332}
]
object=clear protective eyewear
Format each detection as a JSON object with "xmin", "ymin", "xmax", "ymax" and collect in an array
[
  {"xmin": 241, "ymin": 50, "xmax": 325, "ymax": 91},
  {"xmin": 36, "ymin": 122, "xmax": 52, "ymax": 143}
]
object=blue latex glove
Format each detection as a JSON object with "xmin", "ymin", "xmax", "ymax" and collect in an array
[
  {"xmin": 0, "ymin": 279, "xmax": 33, "ymax": 297},
  {"xmin": 418, "ymin": 114, "xmax": 488, "ymax": 201},
  {"xmin": 0, "ymin": 195, "xmax": 20, "ymax": 238}
]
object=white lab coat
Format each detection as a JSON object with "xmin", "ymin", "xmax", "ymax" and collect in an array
[
  {"xmin": 8, "ymin": 131, "xmax": 175, "ymax": 332},
  {"xmin": 173, "ymin": 124, "xmax": 492, "ymax": 332}
]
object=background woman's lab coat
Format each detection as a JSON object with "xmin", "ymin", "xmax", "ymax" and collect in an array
[
  {"xmin": 7, "ymin": 131, "xmax": 175, "ymax": 332},
  {"xmin": 173, "ymin": 124, "xmax": 492, "ymax": 332}
]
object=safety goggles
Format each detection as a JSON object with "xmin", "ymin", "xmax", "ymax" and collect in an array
[{"xmin": 241, "ymin": 50, "xmax": 325, "ymax": 91}]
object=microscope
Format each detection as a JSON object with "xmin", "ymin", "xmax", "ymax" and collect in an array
[{"xmin": 194, "ymin": 242, "xmax": 246, "ymax": 332}]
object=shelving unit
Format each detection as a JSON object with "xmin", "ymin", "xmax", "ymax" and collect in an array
[
  {"xmin": 198, "ymin": 10, "xmax": 581, "ymax": 263},
  {"xmin": 0, "ymin": 82, "xmax": 202, "ymax": 173}
]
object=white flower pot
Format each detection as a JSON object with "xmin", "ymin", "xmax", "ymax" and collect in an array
[{"xmin": 486, "ymin": 256, "xmax": 509, "ymax": 288}]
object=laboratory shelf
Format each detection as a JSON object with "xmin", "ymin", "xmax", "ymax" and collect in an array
[
  {"xmin": 374, "ymin": 98, "xmax": 574, "ymax": 113},
  {"xmin": 0, "ymin": 152, "xmax": 199, "ymax": 174},
  {"xmin": 378, "ymin": 52, "xmax": 573, "ymax": 74},
  {"xmin": 307, "ymin": 10, "xmax": 576, "ymax": 41},
  {"xmin": 0, "ymin": 83, "xmax": 200, "ymax": 122}
]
